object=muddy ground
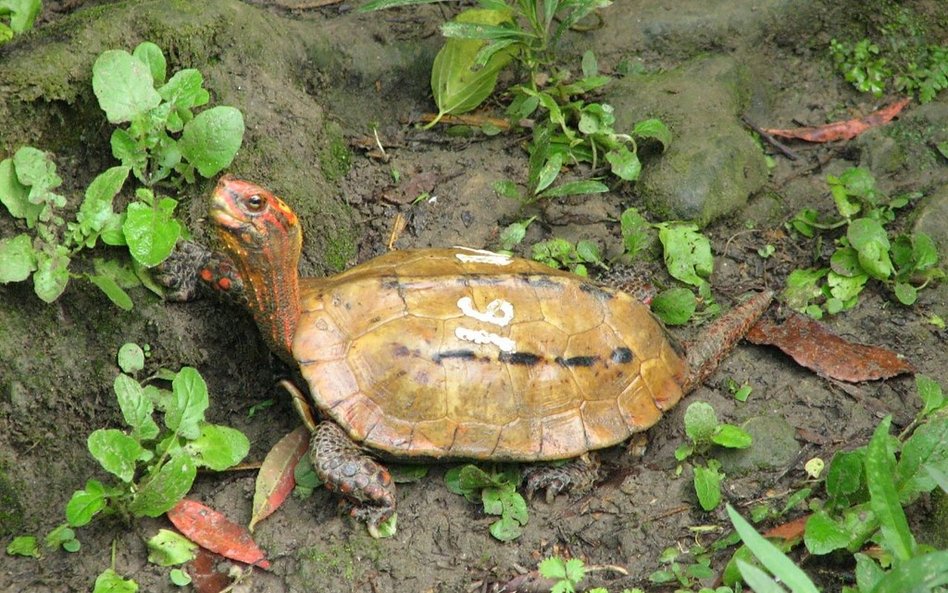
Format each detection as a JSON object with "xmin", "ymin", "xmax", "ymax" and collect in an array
[{"xmin": 0, "ymin": 0, "xmax": 946, "ymax": 592}]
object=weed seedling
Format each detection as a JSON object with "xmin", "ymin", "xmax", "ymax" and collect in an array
[
  {"xmin": 0, "ymin": 0, "xmax": 39, "ymax": 44},
  {"xmin": 444, "ymin": 464, "xmax": 527, "ymax": 541}
]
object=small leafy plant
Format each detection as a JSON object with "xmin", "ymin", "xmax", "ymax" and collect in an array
[
  {"xmin": 785, "ymin": 168, "xmax": 942, "ymax": 316},
  {"xmin": 648, "ymin": 545, "xmax": 716, "ymax": 591},
  {"xmin": 444, "ymin": 464, "xmax": 527, "ymax": 541},
  {"xmin": 0, "ymin": 0, "xmax": 40, "ymax": 45},
  {"xmin": 675, "ymin": 402, "xmax": 752, "ymax": 511},
  {"xmin": 830, "ymin": 37, "xmax": 948, "ymax": 103},
  {"xmin": 0, "ymin": 42, "xmax": 244, "ymax": 307}
]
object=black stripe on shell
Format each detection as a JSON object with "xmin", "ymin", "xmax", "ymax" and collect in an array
[
  {"xmin": 432, "ymin": 349, "xmax": 478, "ymax": 363},
  {"xmin": 499, "ymin": 351, "xmax": 542, "ymax": 366},
  {"xmin": 611, "ymin": 347, "xmax": 634, "ymax": 364},
  {"xmin": 555, "ymin": 355, "xmax": 600, "ymax": 367}
]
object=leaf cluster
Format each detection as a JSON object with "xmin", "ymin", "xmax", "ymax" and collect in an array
[
  {"xmin": 786, "ymin": 168, "xmax": 942, "ymax": 317},
  {"xmin": 830, "ymin": 33, "xmax": 948, "ymax": 103},
  {"xmin": 62, "ymin": 344, "xmax": 249, "ymax": 532},
  {"xmin": 0, "ymin": 0, "xmax": 40, "ymax": 44},
  {"xmin": 649, "ymin": 545, "xmax": 721, "ymax": 592},
  {"xmin": 445, "ymin": 464, "xmax": 527, "ymax": 541},
  {"xmin": 676, "ymin": 402, "xmax": 753, "ymax": 511}
]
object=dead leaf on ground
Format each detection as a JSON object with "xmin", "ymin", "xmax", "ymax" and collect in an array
[
  {"xmin": 187, "ymin": 548, "xmax": 233, "ymax": 593},
  {"xmin": 250, "ymin": 425, "xmax": 310, "ymax": 531},
  {"xmin": 168, "ymin": 499, "xmax": 271, "ymax": 569},
  {"xmin": 747, "ymin": 312, "xmax": 915, "ymax": 382},
  {"xmin": 763, "ymin": 98, "xmax": 910, "ymax": 142},
  {"xmin": 763, "ymin": 514, "xmax": 809, "ymax": 543}
]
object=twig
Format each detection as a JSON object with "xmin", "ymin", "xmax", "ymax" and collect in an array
[{"xmin": 741, "ymin": 115, "xmax": 800, "ymax": 161}]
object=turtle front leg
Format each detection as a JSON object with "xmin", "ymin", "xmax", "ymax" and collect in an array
[
  {"xmin": 311, "ymin": 421, "xmax": 396, "ymax": 536},
  {"xmin": 522, "ymin": 454, "xmax": 601, "ymax": 504},
  {"xmin": 154, "ymin": 240, "xmax": 245, "ymax": 302}
]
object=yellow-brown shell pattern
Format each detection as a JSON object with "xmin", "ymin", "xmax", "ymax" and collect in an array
[{"xmin": 293, "ymin": 248, "xmax": 687, "ymax": 461}]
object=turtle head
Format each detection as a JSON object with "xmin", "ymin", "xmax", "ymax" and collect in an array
[{"xmin": 210, "ymin": 176, "xmax": 302, "ymax": 363}]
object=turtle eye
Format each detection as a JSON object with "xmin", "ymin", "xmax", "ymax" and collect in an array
[{"xmin": 245, "ymin": 194, "xmax": 265, "ymax": 212}]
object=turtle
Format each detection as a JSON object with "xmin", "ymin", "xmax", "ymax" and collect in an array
[{"xmin": 157, "ymin": 176, "xmax": 773, "ymax": 533}]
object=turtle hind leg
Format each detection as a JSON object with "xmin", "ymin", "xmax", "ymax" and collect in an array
[
  {"xmin": 311, "ymin": 421, "xmax": 395, "ymax": 535},
  {"xmin": 154, "ymin": 240, "xmax": 246, "ymax": 302},
  {"xmin": 522, "ymin": 454, "xmax": 601, "ymax": 504}
]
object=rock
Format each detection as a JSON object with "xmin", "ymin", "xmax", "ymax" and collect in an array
[
  {"xmin": 607, "ymin": 56, "xmax": 769, "ymax": 225},
  {"xmin": 716, "ymin": 415, "xmax": 801, "ymax": 476}
]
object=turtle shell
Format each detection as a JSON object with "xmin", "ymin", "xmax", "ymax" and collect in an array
[{"xmin": 293, "ymin": 248, "xmax": 687, "ymax": 461}]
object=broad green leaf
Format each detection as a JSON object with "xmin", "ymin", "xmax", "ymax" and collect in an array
[
  {"xmin": 803, "ymin": 510, "xmax": 853, "ymax": 554},
  {"xmin": 736, "ymin": 561, "xmax": 788, "ymax": 593},
  {"xmin": 782, "ymin": 268, "xmax": 827, "ymax": 311},
  {"xmin": 651, "ymin": 287, "xmax": 695, "ymax": 325},
  {"xmin": 5, "ymin": 535, "xmax": 39, "ymax": 558},
  {"xmin": 854, "ymin": 553, "xmax": 885, "ymax": 593},
  {"xmin": 694, "ymin": 461, "xmax": 723, "ymax": 510},
  {"xmin": 894, "ymin": 282, "xmax": 917, "ymax": 305},
  {"xmin": 65, "ymin": 479, "xmax": 107, "ymax": 527},
  {"xmin": 633, "ymin": 118, "xmax": 672, "ymax": 149},
  {"xmin": 113, "ymin": 374, "xmax": 160, "ymax": 439},
  {"xmin": 117, "ymin": 343, "xmax": 145, "ymax": 374},
  {"xmin": 92, "ymin": 568, "xmax": 139, "ymax": 593},
  {"xmin": 658, "ymin": 224, "xmax": 713, "ymax": 288},
  {"xmin": 712, "ymin": 424, "xmax": 753, "ymax": 449},
  {"xmin": 537, "ymin": 179, "xmax": 608, "ymax": 198},
  {"xmin": 89, "ymin": 274, "xmax": 133, "ymax": 311},
  {"xmin": 178, "ymin": 106, "xmax": 244, "ymax": 177},
  {"xmin": 132, "ymin": 42, "xmax": 166, "ymax": 85},
  {"xmin": 123, "ymin": 198, "xmax": 182, "ymax": 267},
  {"xmin": 917, "ymin": 375, "xmax": 945, "ymax": 417},
  {"xmin": 581, "ymin": 50, "xmax": 598, "ymax": 77},
  {"xmin": 911, "ymin": 232, "xmax": 938, "ymax": 270},
  {"xmin": 429, "ymin": 9, "xmax": 515, "ymax": 123},
  {"xmin": 170, "ymin": 568, "xmax": 192, "ymax": 586},
  {"xmin": 0, "ymin": 158, "xmax": 42, "ymax": 225},
  {"xmin": 896, "ymin": 416, "xmax": 947, "ymax": 502},
  {"xmin": 0, "ymin": 233, "xmax": 36, "ymax": 283},
  {"xmin": 869, "ymin": 550, "xmax": 948, "ymax": 593},
  {"xmin": 128, "ymin": 451, "xmax": 196, "ymax": 517},
  {"xmin": 110, "ymin": 129, "xmax": 146, "ymax": 174},
  {"xmin": 158, "ymin": 69, "xmax": 209, "ymax": 110},
  {"xmin": 147, "ymin": 529, "xmax": 197, "ymax": 566},
  {"xmin": 88, "ymin": 428, "xmax": 145, "ymax": 483},
  {"xmin": 12, "ymin": 146, "xmax": 62, "ymax": 199},
  {"xmin": 184, "ymin": 423, "xmax": 250, "ymax": 470},
  {"xmin": 498, "ymin": 219, "xmax": 530, "ymax": 250},
  {"xmin": 727, "ymin": 504, "xmax": 819, "ymax": 593},
  {"xmin": 165, "ymin": 367, "xmax": 209, "ymax": 439},
  {"xmin": 76, "ymin": 166, "xmax": 129, "ymax": 237},
  {"xmin": 32, "ymin": 248, "xmax": 70, "ymax": 302},
  {"xmin": 1, "ymin": 0, "xmax": 41, "ymax": 33},
  {"xmin": 684, "ymin": 401, "xmax": 718, "ymax": 444},
  {"xmin": 535, "ymin": 152, "xmax": 564, "ymax": 194},
  {"xmin": 92, "ymin": 50, "xmax": 162, "ymax": 123},
  {"xmin": 605, "ymin": 145, "xmax": 641, "ymax": 181},
  {"xmin": 489, "ymin": 515, "xmax": 523, "ymax": 541},
  {"xmin": 865, "ymin": 417, "xmax": 915, "ymax": 561}
]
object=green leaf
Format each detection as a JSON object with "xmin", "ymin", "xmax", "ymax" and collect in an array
[
  {"xmin": 782, "ymin": 268, "xmax": 827, "ymax": 311},
  {"xmin": 498, "ymin": 218, "xmax": 532, "ymax": 250},
  {"xmin": 865, "ymin": 417, "xmax": 915, "ymax": 560},
  {"xmin": 133, "ymin": 42, "xmax": 167, "ymax": 85},
  {"xmin": 128, "ymin": 451, "xmax": 196, "ymax": 517},
  {"xmin": 651, "ymin": 288, "xmax": 696, "ymax": 325},
  {"xmin": 117, "ymin": 343, "xmax": 146, "ymax": 374},
  {"xmin": 123, "ymin": 197, "xmax": 182, "ymax": 267},
  {"xmin": 92, "ymin": 50, "xmax": 162, "ymax": 123},
  {"xmin": 916, "ymin": 375, "xmax": 945, "ymax": 417},
  {"xmin": 493, "ymin": 180, "xmax": 522, "ymax": 201},
  {"xmin": 489, "ymin": 514, "xmax": 524, "ymax": 541},
  {"xmin": 684, "ymin": 401, "xmax": 718, "ymax": 444},
  {"xmin": 158, "ymin": 69, "xmax": 210, "ymax": 111},
  {"xmin": 869, "ymin": 550, "xmax": 948, "ymax": 593},
  {"xmin": 605, "ymin": 145, "xmax": 641, "ymax": 181},
  {"xmin": 826, "ymin": 449, "xmax": 864, "ymax": 500},
  {"xmin": 88, "ymin": 428, "xmax": 145, "ymax": 483},
  {"xmin": 894, "ymin": 282, "xmax": 917, "ymax": 305},
  {"xmin": 535, "ymin": 152, "xmax": 564, "ymax": 195},
  {"xmin": 178, "ymin": 106, "xmax": 244, "ymax": 177},
  {"xmin": 32, "ymin": 248, "xmax": 70, "ymax": 303},
  {"xmin": 848, "ymin": 218, "xmax": 892, "ymax": 279},
  {"xmin": 89, "ymin": 274, "xmax": 134, "ymax": 311},
  {"xmin": 5, "ymin": 535, "xmax": 39, "ymax": 558},
  {"xmin": 65, "ymin": 480, "xmax": 107, "ymax": 527},
  {"xmin": 0, "ymin": 233, "xmax": 36, "ymax": 283},
  {"xmin": 620, "ymin": 207, "xmax": 651, "ymax": 257},
  {"xmin": 165, "ymin": 367, "xmax": 209, "ymax": 439},
  {"xmin": 429, "ymin": 9, "xmax": 515, "ymax": 123},
  {"xmin": 736, "ymin": 560, "xmax": 788, "ymax": 593},
  {"xmin": 539, "ymin": 556, "xmax": 568, "ymax": 580},
  {"xmin": 1, "ymin": 0, "xmax": 41, "ymax": 33},
  {"xmin": 712, "ymin": 424, "xmax": 753, "ymax": 449},
  {"xmin": 581, "ymin": 50, "xmax": 598, "ymax": 77},
  {"xmin": 170, "ymin": 568, "xmax": 192, "ymax": 586},
  {"xmin": 658, "ymin": 224, "xmax": 713, "ymax": 288},
  {"xmin": 726, "ymin": 504, "xmax": 819, "ymax": 593},
  {"xmin": 113, "ymin": 374, "xmax": 160, "ymax": 439},
  {"xmin": 896, "ymin": 416, "xmax": 947, "ymax": 502},
  {"xmin": 0, "ymin": 158, "xmax": 42, "ymax": 225},
  {"xmin": 803, "ymin": 510, "xmax": 853, "ymax": 554},
  {"xmin": 147, "ymin": 529, "xmax": 197, "ymax": 566},
  {"xmin": 633, "ymin": 118, "xmax": 672, "ymax": 150},
  {"xmin": 185, "ymin": 423, "xmax": 250, "ymax": 470},
  {"xmin": 537, "ymin": 179, "xmax": 609, "ymax": 198},
  {"xmin": 910, "ymin": 232, "xmax": 939, "ymax": 271},
  {"xmin": 854, "ymin": 553, "xmax": 885, "ymax": 593},
  {"xmin": 357, "ymin": 0, "xmax": 445, "ymax": 11},
  {"xmin": 92, "ymin": 568, "xmax": 139, "ymax": 593},
  {"xmin": 76, "ymin": 166, "xmax": 129, "ymax": 238},
  {"xmin": 44, "ymin": 524, "xmax": 77, "ymax": 550},
  {"xmin": 694, "ymin": 461, "xmax": 723, "ymax": 511}
]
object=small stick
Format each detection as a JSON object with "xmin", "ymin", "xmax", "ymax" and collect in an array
[
  {"xmin": 741, "ymin": 115, "xmax": 800, "ymax": 161},
  {"xmin": 417, "ymin": 112, "xmax": 513, "ymax": 131}
]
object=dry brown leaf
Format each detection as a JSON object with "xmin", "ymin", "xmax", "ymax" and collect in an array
[{"xmin": 763, "ymin": 98, "xmax": 910, "ymax": 142}]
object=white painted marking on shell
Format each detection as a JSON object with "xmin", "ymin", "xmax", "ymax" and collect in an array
[
  {"xmin": 455, "ymin": 327, "xmax": 516, "ymax": 352},
  {"xmin": 453, "ymin": 246, "xmax": 512, "ymax": 266},
  {"xmin": 457, "ymin": 296, "xmax": 513, "ymax": 327}
]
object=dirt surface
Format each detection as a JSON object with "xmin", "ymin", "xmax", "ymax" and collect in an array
[{"xmin": 1, "ymin": 1, "xmax": 946, "ymax": 592}]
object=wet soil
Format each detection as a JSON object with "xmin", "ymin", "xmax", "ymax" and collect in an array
[{"xmin": 1, "ymin": 1, "xmax": 946, "ymax": 592}]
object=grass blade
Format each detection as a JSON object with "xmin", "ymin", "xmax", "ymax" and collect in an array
[
  {"xmin": 865, "ymin": 417, "xmax": 916, "ymax": 561},
  {"xmin": 737, "ymin": 560, "xmax": 789, "ymax": 593},
  {"xmin": 726, "ymin": 504, "xmax": 819, "ymax": 593}
]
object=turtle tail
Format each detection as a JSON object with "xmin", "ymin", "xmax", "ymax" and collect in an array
[{"xmin": 682, "ymin": 290, "xmax": 773, "ymax": 394}]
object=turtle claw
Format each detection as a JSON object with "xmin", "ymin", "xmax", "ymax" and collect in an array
[
  {"xmin": 154, "ymin": 240, "xmax": 246, "ymax": 302},
  {"xmin": 523, "ymin": 454, "xmax": 601, "ymax": 504}
]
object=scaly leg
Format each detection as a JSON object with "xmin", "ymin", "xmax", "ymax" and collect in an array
[
  {"xmin": 154, "ymin": 240, "xmax": 245, "ymax": 302},
  {"xmin": 522, "ymin": 454, "xmax": 601, "ymax": 504}
]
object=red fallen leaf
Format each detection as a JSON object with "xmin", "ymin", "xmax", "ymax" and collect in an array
[
  {"xmin": 187, "ymin": 548, "xmax": 233, "ymax": 593},
  {"xmin": 747, "ymin": 312, "xmax": 915, "ymax": 382},
  {"xmin": 763, "ymin": 98, "xmax": 910, "ymax": 142},
  {"xmin": 250, "ymin": 425, "xmax": 310, "ymax": 531},
  {"xmin": 167, "ymin": 499, "xmax": 271, "ymax": 569},
  {"xmin": 763, "ymin": 514, "xmax": 809, "ymax": 542}
]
